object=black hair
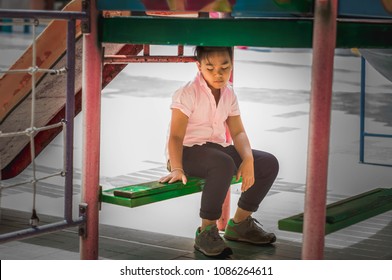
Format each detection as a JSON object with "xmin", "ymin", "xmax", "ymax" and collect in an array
[{"xmin": 194, "ymin": 46, "xmax": 233, "ymax": 63}]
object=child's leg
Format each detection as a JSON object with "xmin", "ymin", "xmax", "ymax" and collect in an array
[
  {"xmin": 222, "ymin": 148, "xmax": 279, "ymax": 245},
  {"xmin": 220, "ymin": 146, "xmax": 279, "ymax": 216},
  {"xmin": 182, "ymin": 143, "xmax": 236, "ymax": 224},
  {"xmin": 237, "ymin": 149, "xmax": 279, "ymax": 215},
  {"xmin": 232, "ymin": 208, "xmax": 252, "ymax": 224}
]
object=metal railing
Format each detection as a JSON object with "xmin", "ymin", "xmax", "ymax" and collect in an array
[{"xmin": 359, "ymin": 56, "xmax": 392, "ymax": 168}]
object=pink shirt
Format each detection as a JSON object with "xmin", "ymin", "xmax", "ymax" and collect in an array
[{"xmin": 171, "ymin": 72, "xmax": 240, "ymax": 147}]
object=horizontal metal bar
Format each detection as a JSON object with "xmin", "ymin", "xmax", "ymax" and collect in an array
[
  {"xmin": 100, "ymin": 16, "xmax": 392, "ymax": 48},
  {"xmin": 0, "ymin": 9, "xmax": 87, "ymax": 20},
  {"xmin": 104, "ymin": 55, "xmax": 197, "ymax": 63},
  {"xmin": 360, "ymin": 162, "xmax": 392, "ymax": 168},
  {"xmin": 337, "ymin": 18, "xmax": 392, "ymax": 24},
  {"xmin": 364, "ymin": 132, "xmax": 392, "ymax": 138},
  {"xmin": 0, "ymin": 217, "xmax": 85, "ymax": 243}
]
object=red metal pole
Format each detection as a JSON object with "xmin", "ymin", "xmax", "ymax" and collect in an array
[
  {"xmin": 302, "ymin": 0, "xmax": 338, "ymax": 260},
  {"xmin": 215, "ymin": 11, "xmax": 234, "ymax": 230},
  {"xmin": 218, "ymin": 55, "xmax": 234, "ymax": 231},
  {"xmin": 80, "ymin": 0, "xmax": 102, "ymax": 260}
]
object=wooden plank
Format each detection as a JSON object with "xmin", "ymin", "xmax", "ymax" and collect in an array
[
  {"xmin": 0, "ymin": 0, "xmax": 82, "ymax": 123},
  {"xmin": 0, "ymin": 43, "xmax": 143, "ymax": 179},
  {"xmin": 278, "ymin": 188, "xmax": 392, "ymax": 235}
]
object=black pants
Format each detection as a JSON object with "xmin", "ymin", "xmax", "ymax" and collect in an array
[{"xmin": 182, "ymin": 142, "xmax": 279, "ymax": 220}]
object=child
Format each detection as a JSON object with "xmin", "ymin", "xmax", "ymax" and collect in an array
[{"xmin": 159, "ymin": 46, "xmax": 279, "ymax": 257}]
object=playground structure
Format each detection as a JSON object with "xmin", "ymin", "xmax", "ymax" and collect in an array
[{"xmin": 1, "ymin": 0, "xmax": 392, "ymax": 260}]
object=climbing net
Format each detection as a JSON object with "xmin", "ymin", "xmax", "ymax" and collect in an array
[{"xmin": 0, "ymin": 18, "xmax": 69, "ymax": 227}]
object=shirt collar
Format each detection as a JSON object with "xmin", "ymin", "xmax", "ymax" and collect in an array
[{"xmin": 196, "ymin": 71, "xmax": 209, "ymax": 91}]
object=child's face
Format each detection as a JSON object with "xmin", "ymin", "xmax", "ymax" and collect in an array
[{"xmin": 197, "ymin": 51, "xmax": 232, "ymax": 92}]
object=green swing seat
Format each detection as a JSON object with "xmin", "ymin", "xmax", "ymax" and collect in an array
[
  {"xmin": 278, "ymin": 188, "xmax": 392, "ymax": 235},
  {"xmin": 100, "ymin": 176, "xmax": 241, "ymax": 208}
]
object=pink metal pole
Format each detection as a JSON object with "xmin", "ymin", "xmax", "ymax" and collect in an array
[
  {"xmin": 215, "ymin": 11, "xmax": 234, "ymax": 229},
  {"xmin": 218, "ymin": 57, "xmax": 234, "ymax": 231},
  {"xmin": 302, "ymin": 0, "xmax": 338, "ymax": 260},
  {"xmin": 80, "ymin": 0, "xmax": 102, "ymax": 260}
]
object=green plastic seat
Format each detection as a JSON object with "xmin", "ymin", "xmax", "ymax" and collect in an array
[
  {"xmin": 100, "ymin": 176, "xmax": 241, "ymax": 208},
  {"xmin": 278, "ymin": 188, "xmax": 392, "ymax": 235}
]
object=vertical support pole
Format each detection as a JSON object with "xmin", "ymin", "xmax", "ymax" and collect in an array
[
  {"xmin": 359, "ymin": 57, "xmax": 366, "ymax": 163},
  {"xmin": 64, "ymin": 19, "xmax": 76, "ymax": 222},
  {"xmin": 218, "ymin": 52, "xmax": 234, "ymax": 231},
  {"xmin": 80, "ymin": 0, "xmax": 102, "ymax": 260},
  {"xmin": 212, "ymin": 12, "xmax": 233, "ymax": 231},
  {"xmin": 143, "ymin": 44, "xmax": 150, "ymax": 56},
  {"xmin": 302, "ymin": 0, "xmax": 337, "ymax": 260},
  {"xmin": 178, "ymin": 45, "xmax": 184, "ymax": 56}
]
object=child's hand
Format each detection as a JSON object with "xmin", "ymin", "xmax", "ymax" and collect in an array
[
  {"xmin": 236, "ymin": 158, "xmax": 254, "ymax": 192},
  {"xmin": 159, "ymin": 169, "xmax": 187, "ymax": 185}
]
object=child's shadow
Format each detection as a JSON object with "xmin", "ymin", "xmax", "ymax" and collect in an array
[
  {"xmin": 194, "ymin": 244, "xmax": 277, "ymax": 259},
  {"xmin": 194, "ymin": 247, "xmax": 234, "ymax": 260}
]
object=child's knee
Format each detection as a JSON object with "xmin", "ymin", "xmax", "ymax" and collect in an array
[
  {"xmin": 208, "ymin": 154, "xmax": 236, "ymax": 177},
  {"xmin": 268, "ymin": 153, "xmax": 279, "ymax": 176},
  {"xmin": 255, "ymin": 152, "xmax": 279, "ymax": 179}
]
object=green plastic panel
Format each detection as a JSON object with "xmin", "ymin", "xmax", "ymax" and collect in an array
[
  {"xmin": 97, "ymin": 0, "xmax": 392, "ymax": 18},
  {"xmin": 100, "ymin": 16, "xmax": 392, "ymax": 48},
  {"xmin": 97, "ymin": 0, "xmax": 313, "ymax": 15},
  {"xmin": 273, "ymin": 0, "xmax": 313, "ymax": 14},
  {"xmin": 100, "ymin": 17, "xmax": 313, "ymax": 47},
  {"xmin": 101, "ymin": 176, "xmax": 241, "ymax": 208},
  {"xmin": 278, "ymin": 188, "xmax": 392, "ymax": 235}
]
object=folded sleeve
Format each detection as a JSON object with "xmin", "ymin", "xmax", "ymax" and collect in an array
[
  {"xmin": 229, "ymin": 92, "xmax": 241, "ymax": 116},
  {"xmin": 170, "ymin": 87, "xmax": 194, "ymax": 117}
]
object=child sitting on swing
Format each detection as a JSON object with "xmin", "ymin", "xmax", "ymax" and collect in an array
[{"xmin": 160, "ymin": 46, "xmax": 279, "ymax": 257}]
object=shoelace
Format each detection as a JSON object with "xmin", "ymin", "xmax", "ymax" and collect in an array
[{"xmin": 248, "ymin": 217, "xmax": 266, "ymax": 232}]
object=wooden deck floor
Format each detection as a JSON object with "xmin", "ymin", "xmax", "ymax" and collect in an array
[{"xmin": 1, "ymin": 208, "xmax": 391, "ymax": 260}]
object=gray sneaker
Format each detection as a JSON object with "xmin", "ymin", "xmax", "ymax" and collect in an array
[
  {"xmin": 194, "ymin": 224, "xmax": 229, "ymax": 256},
  {"xmin": 224, "ymin": 216, "xmax": 276, "ymax": 245}
]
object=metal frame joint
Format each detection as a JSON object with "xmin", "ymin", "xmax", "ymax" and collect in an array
[
  {"xmin": 78, "ymin": 203, "xmax": 88, "ymax": 238},
  {"xmin": 81, "ymin": 0, "xmax": 91, "ymax": 34}
]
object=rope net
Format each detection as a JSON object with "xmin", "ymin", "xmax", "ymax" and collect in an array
[{"xmin": 0, "ymin": 19, "xmax": 67, "ymax": 227}]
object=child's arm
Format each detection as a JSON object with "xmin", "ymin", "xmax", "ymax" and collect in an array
[
  {"xmin": 159, "ymin": 109, "xmax": 188, "ymax": 185},
  {"xmin": 226, "ymin": 115, "xmax": 255, "ymax": 192}
]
